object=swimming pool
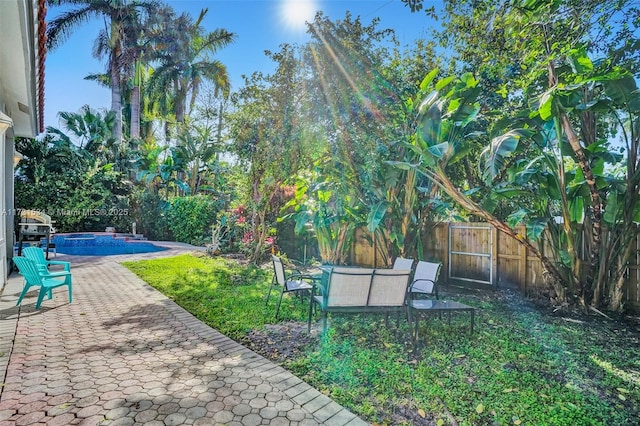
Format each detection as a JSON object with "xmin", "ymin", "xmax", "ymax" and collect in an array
[{"xmin": 52, "ymin": 234, "xmax": 168, "ymax": 256}]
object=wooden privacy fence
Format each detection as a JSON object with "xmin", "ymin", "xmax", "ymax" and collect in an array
[{"xmin": 346, "ymin": 222, "xmax": 640, "ymax": 311}]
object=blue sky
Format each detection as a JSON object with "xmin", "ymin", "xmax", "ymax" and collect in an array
[{"xmin": 44, "ymin": 0, "xmax": 437, "ymax": 129}]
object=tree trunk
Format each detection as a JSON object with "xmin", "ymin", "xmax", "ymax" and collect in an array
[
  {"xmin": 130, "ymin": 60, "xmax": 141, "ymax": 139},
  {"xmin": 547, "ymin": 61, "xmax": 602, "ymax": 305},
  {"xmin": 109, "ymin": 18, "xmax": 123, "ymax": 143},
  {"xmin": 175, "ymin": 82, "xmax": 186, "ymax": 123},
  {"xmin": 249, "ymin": 183, "xmax": 278, "ymax": 264},
  {"xmin": 609, "ymin": 272, "xmax": 626, "ymax": 312},
  {"xmin": 560, "ymin": 113, "xmax": 602, "ymax": 299},
  {"xmin": 401, "ymin": 168, "xmax": 418, "ymax": 256},
  {"xmin": 110, "ymin": 52, "xmax": 123, "ymax": 142}
]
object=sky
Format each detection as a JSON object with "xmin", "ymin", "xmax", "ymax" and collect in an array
[{"xmin": 44, "ymin": 0, "xmax": 438, "ymax": 130}]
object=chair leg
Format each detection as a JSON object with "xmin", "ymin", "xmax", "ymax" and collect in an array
[
  {"xmin": 265, "ymin": 285, "xmax": 273, "ymax": 306},
  {"xmin": 35, "ymin": 287, "xmax": 48, "ymax": 309},
  {"xmin": 322, "ymin": 312, "xmax": 328, "ymax": 333},
  {"xmin": 68, "ymin": 280, "xmax": 73, "ymax": 303},
  {"xmin": 275, "ymin": 290, "xmax": 285, "ymax": 319},
  {"xmin": 413, "ymin": 314, "xmax": 421, "ymax": 348},
  {"xmin": 16, "ymin": 283, "xmax": 31, "ymax": 306},
  {"xmin": 266, "ymin": 276, "xmax": 279, "ymax": 306},
  {"xmin": 307, "ymin": 298, "xmax": 314, "ymax": 333}
]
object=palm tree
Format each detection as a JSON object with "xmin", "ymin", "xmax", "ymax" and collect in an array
[
  {"xmin": 46, "ymin": 0, "xmax": 159, "ymax": 142},
  {"xmin": 147, "ymin": 8, "xmax": 235, "ymax": 125}
]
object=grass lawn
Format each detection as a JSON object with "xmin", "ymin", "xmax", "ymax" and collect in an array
[{"xmin": 123, "ymin": 254, "xmax": 640, "ymax": 425}]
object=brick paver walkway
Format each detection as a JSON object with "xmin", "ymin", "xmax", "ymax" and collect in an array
[{"xmin": 0, "ymin": 244, "xmax": 366, "ymax": 425}]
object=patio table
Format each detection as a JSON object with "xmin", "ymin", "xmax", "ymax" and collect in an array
[{"xmin": 407, "ymin": 299, "xmax": 475, "ymax": 346}]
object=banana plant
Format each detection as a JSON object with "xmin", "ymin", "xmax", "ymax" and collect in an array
[
  {"xmin": 392, "ymin": 70, "xmax": 573, "ymax": 302},
  {"xmin": 403, "ymin": 58, "xmax": 638, "ymax": 311},
  {"xmin": 282, "ymin": 162, "xmax": 361, "ymax": 265},
  {"xmin": 135, "ymin": 141, "xmax": 189, "ymax": 197}
]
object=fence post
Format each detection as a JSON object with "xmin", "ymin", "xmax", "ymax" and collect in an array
[
  {"xmin": 518, "ymin": 225, "xmax": 528, "ymax": 292},
  {"xmin": 491, "ymin": 225, "xmax": 499, "ymax": 288},
  {"xmin": 440, "ymin": 223, "xmax": 449, "ymax": 284}
]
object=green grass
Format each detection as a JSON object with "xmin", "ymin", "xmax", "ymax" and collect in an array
[
  {"xmin": 123, "ymin": 254, "xmax": 640, "ymax": 425},
  {"xmin": 122, "ymin": 254, "xmax": 310, "ymax": 340}
]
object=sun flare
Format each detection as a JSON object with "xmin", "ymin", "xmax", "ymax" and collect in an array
[{"xmin": 280, "ymin": 0, "xmax": 318, "ymax": 31}]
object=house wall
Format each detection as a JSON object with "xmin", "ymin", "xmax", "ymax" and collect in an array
[
  {"xmin": 5, "ymin": 125, "xmax": 15, "ymax": 276},
  {"xmin": 0, "ymin": 0, "xmax": 39, "ymax": 287},
  {"xmin": 0, "ymin": 125, "xmax": 7, "ymax": 285}
]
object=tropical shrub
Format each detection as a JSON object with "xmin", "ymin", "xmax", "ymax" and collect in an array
[
  {"xmin": 129, "ymin": 189, "xmax": 170, "ymax": 241},
  {"xmin": 167, "ymin": 195, "xmax": 222, "ymax": 245},
  {"xmin": 15, "ymin": 163, "xmax": 132, "ymax": 233}
]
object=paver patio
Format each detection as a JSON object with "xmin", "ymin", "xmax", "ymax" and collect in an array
[{"xmin": 0, "ymin": 243, "xmax": 366, "ymax": 425}]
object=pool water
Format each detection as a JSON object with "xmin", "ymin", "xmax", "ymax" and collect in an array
[{"xmin": 53, "ymin": 234, "xmax": 168, "ymax": 256}]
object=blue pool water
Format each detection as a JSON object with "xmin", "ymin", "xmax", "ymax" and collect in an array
[{"xmin": 52, "ymin": 234, "xmax": 168, "ymax": 256}]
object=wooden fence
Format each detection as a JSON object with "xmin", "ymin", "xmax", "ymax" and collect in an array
[{"xmin": 345, "ymin": 222, "xmax": 640, "ymax": 311}]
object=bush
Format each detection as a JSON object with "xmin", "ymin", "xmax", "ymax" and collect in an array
[
  {"xmin": 15, "ymin": 167, "xmax": 133, "ymax": 233},
  {"xmin": 167, "ymin": 195, "xmax": 222, "ymax": 245},
  {"xmin": 129, "ymin": 190, "xmax": 170, "ymax": 240}
]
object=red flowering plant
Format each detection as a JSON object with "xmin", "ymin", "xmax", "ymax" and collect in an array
[
  {"xmin": 217, "ymin": 205, "xmax": 249, "ymax": 253},
  {"xmin": 219, "ymin": 205, "xmax": 278, "ymax": 259},
  {"xmin": 238, "ymin": 229, "xmax": 276, "ymax": 258}
]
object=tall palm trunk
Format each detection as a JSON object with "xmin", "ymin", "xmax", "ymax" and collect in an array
[
  {"xmin": 130, "ymin": 60, "xmax": 141, "ymax": 139},
  {"xmin": 110, "ymin": 20, "xmax": 123, "ymax": 142}
]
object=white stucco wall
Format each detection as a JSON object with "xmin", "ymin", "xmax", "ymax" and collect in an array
[{"xmin": 0, "ymin": 0, "xmax": 38, "ymax": 286}]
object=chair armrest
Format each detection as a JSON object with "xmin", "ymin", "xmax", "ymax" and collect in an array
[
  {"xmin": 409, "ymin": 279, "xmax": 438, "ymax": 298},
  {"xmin": 409, "ymin": 279, "xmax": 436, "ymax": 290},
  {"xmin": 312, "ymin": 280, "xmax": 327, "ymax": 296},
  {"xmin": 46, "ymin": 260, "xmax": 71, "ymax": 271},
  {"xmin": 288, "ymin": 272, "xmax": 316, "ymax": 282},
  {"xmin": 41, "ymin": 270, "xmax": 71, "ymax": 278},
  {"xmin": 310, "ymin": 281, "xmax": 328, "ymax": 311}
]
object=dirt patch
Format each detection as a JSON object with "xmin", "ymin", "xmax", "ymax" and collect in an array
[{"xmin": 242, "ymin": 321, "xmax": 318, "ymax": 363}]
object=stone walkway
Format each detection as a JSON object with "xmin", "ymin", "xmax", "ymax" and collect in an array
[{"xmin": 0, "ymin": 243, "xmax": 366, "ymax": 425}]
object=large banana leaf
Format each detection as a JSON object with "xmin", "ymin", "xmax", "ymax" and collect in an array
[
  {"xmin": 603, "ymin": 74, "xmax": 639, "ymax": 109},
  {"xmin": 480, "ymin": 129, "xmax": 533, "ymax": 183},
  {"xmin": 366, "ymin": 201, "xmax": 388, "ymax": 233},
  {"xmin": 526, "ymin": 218, "xmax": 549, "ymax": 241}
]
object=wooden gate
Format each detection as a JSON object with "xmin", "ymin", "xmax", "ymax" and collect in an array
[{"xmin": 448, "ymin": 223, "xmax": 495, "ymax": 288}]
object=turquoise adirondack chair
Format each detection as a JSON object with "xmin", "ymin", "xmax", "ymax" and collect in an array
[
  {"xmin": 23, "ymin": 246, "xmax": 71, "ymax": 273},
  {"xmin": 13, "ymin": 256, "xmax": 73, "ymax": 309}
]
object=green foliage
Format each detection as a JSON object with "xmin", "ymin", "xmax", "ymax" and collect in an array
[
  {"xmin": 128, "ymin": 189, "xmax": 170, "ymax": 241},
  {"xmin": 279, "ymin": 12, "xmax": 445, "ymax": 264},
  {"xmin": 283, "ymin": 168, "xmax": 359, "ymax": 265},
  {"xmin": 167, "ymin": 195, "xmax": 222, "ymax": 245},
  {"xmin": 126, "ymin": 255, "xmax": 640, "ymax": 425},
  {"xmin": 15, "ymin": 109, "xmax": 135, "ymax": 233},
  {"xmin": 228, "ymin": 43, "xmax": 319, "ymax": 263},
  {"xmin": 15, "ymin": 167, "xmax": 132, "ymax": 232},
  {"xmin": 393, "ymin": 0, "xmax": 640, "ymax": 310}
]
